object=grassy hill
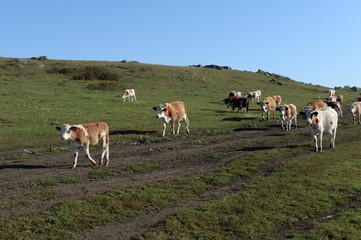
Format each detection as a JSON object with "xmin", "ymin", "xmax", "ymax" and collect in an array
[{"xmin": 0, "ymin": 57, "xmax": 358, "ymax": 151}]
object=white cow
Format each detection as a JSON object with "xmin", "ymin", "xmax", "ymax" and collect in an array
[
  {"xmin": 122, "ymin": 89, "xmax": 137, "ymax": 102},
  {"xmin": 328, "ymin": 89, "xmax": 335, "ymax": 96},
  {"xmin": 308, "ymin": 107, "xmax": 338, "ymax": 152},
  {"xmin": 246, "ymin": 90, "xmax": 261, "ymax": 102}
]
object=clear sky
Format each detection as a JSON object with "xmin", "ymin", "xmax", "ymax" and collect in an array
[{"xmin": 2, "ymin": 1, "xmax": 360, "ymax": 88}]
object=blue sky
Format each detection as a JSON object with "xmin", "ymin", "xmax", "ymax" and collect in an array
[{"xmin": 2, "ymin": 1, "xmax": 360, "ymax": 88}]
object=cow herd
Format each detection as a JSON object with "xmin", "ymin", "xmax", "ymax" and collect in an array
[
  {"xmin": 220, "ymin": 89, "xmax": 361, "ymax": 153},
  {"xmin": 56, "ymin": 87, "xmax": 361, "ymax": 168}
]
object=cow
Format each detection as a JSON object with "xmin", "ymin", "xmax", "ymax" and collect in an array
[
  {"xmin": 230, "ymin": 97, "xmax": 249, "ymax": 113},
  {"xmin": 326, "ymin": 94, "xmax": 343, "ymax": 105},
  {"xmin": 56, "ymin": 122, "xmax": 110, "ymax": 169},
  {"xmin": 354, "ymin": 96, "xmax": 361, "ymax": 102},
  {"xmin": 122, "ymin": 89, "xmax": 137, "ymax": 102},
  {"xmin": 257, "ymin": 96, "xmax": 277, "ymax": 121},
  {"xmin": 324, "ymin": 100, "xmax": 343, "ymax": 118},
  {"xmin": 328, "ymin": 89, "xmax": 335, "ymax": 96},
  {"xmin": 307, "ymin": 100, "xmax": 328, "ymax": 110},
  {"xmin": 276, "ymin": 104, "xmax": 297, "ymax": 131},
  {"xmin": 245, "ymin": 90, "xmax": 262, "ymax": 102},
  {"xmin": 220, "ymin": 97, "xmax": 233, "ymax": 111},
  {"xmin": 308, "ymin": 107, "xmax": 338, "ymax": 152},
  {"xmin": 228, "ymin": 91, "xmax": 242, "ymax": 98},
  {"xmin": 273, "ymin": 95, "xmax": 282, "ymax": 105},
  {"xmin": 347, "ymin": 102, "xmax": 361, "ymax": 124},
  {"xmin": 153, "ymin": 101, "xmax": 190, "ymax": 137}
]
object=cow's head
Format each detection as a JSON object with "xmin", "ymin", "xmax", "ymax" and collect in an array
[
  {"xmin": 309, "ymin": 111, "xmax": 320, "ymax": 127},
  {"xmin": 347, "ymin": 103, "xmax": 356, "ymax": 113},
  {"xmin": 56, "ymin": 124, "xmax": 77, "ymax": 141},
  {"xmin": 277, "ymin": 105, "xmax": 288, "ymax": 121},
  {"xmin": 153, "ymin": 104, "xmax": 170, "ymax": 119},
  {"xmin": 257, "ymin": 101, "xmax": 269, "ymax": 112},
  {"xmin": 303, "ymin": 107, "xmax": 313, "ymax": 126}
]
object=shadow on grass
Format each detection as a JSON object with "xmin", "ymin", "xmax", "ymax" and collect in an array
[
  {"xmin": 0, "ymin": 164, "xmax": 48, "ymax": 170},
  {"xmin": 222, "ymin": 117, "xmax": 259, "ymax": 122},
  {"xmin": 110, "ymin": 130, "xmax": 156, "ymax": 136}
]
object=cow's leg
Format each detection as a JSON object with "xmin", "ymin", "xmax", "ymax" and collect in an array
[
  {"xmin": 318, "ymin": 132, "xmax": 323, "ymax": 152},
  {"xmin": 100, "ymin": 136, "xmax": 110, "ymax": 166},
  {"xmin": 176, "ymin": 120, "xmax": 181, "ymax": 135},
  {"xmin": 84, "ymin": 143, "xmax": 97, "ymax": 166},
  {"xmin": 185, "ymin": 116, "xmax": 190, "ymax": 134},
  {"xmin": 330, "ymin": 128, "xmax": 337, "ymax": 148},
  {"xmin": 312, "ymin": 135, "xmax": 319, "ymax": 152},
  {"xmin": 162, "ymin": 122, "xmax": 167, "ymax": 137},
  {"xmin": 288, "ymin": 120, "xmax": 292, "ymax": 131},
  {"xmin": 72, "ymin": 147, "xmax": 80, "ymax": 169}
]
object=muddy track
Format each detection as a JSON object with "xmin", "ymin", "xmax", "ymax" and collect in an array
[{"xmin": 0, "ymin": 117, "xmax": 360, "ymax": 239}]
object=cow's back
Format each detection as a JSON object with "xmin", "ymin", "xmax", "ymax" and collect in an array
[
  {"xmin": 170, "ymin": 101, "xmax": 187, "ymax": 118},
  {"xmin": 320, "ymin": 109, "xmax": 338, "ymax": 133},
  {"xmin": 308, "ymin": 100, "xmax": 328, "ymax": 110},
  {"xmin": 83, "ymin": 122, "xmax": 109, "ymax": 145}
]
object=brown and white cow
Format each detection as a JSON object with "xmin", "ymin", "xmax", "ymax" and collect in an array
[
  {"xmin": 122, "ymin": 88, "xmax": 137, "ymax": 102},
  {"xmin": 228, "ymin": 91, "xmax": 242, "ymax": 98},
  {"xmin": 307, "ymin": 100, "xmax": 328, "ymax": 110},
  {"xmin": 301, "ymin": 100, "xmax": 328, "ymax": 126},
  {"xmin": 347, "ymin": 102, "xmax": 361, "ymax": 124},
  {"xmin": 56, "ymin": 122, "xmax": 110, "ymax": 168},
  {"xmin": 273, "ymin": 95, "xmax": 282, "ymax": 105},
  {"xmin": 308, "ymin": 107, "xmax": 338, "ymax": 152},
  {"xmin": 153, "ymin": 101, "xmax": 190, "ymax": 137},
  {"xmin": 257, "ymin": 96, "xmax": 277, "ymax": 121},
  {"xmin": 245, "ymin": 90, "xmax": 262, "ymax": 102},
  {"xmin": 277, "ymin": 104, "xmax": 297, "ymax": 131}
]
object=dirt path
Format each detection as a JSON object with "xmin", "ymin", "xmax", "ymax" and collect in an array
[{"xmin": 0, "ymin": 116, "xmax": 359, "ymax": 239}]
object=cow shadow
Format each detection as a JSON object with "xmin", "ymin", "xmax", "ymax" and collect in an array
[
  {"xmin": 0, "ymin": 164, "xmax": 48, "ymax": 170},
  {"xmin": 223, "ymin": 117, "xmax": 259, "ymax": 122},
  {"xmin": 110, "ymin": 130, "xmax": 156, "ymax": 136}
]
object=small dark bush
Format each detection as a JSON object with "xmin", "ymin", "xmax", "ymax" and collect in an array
[
  {"xmin": 87, "ymin": 82, "xmax": 124, "ymax": 91},
  {"xmin": 73, "ymin": 66, "xmax": 120, "ymax": 81},
  {"xmin": 48, "ymin": 65, "xmax": 121, "ymax": 81}
]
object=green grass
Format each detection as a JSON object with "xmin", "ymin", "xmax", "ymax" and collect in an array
[
  {"xmin": 1, "ymin": 57, "xmax": 358, "ymax": 151},
  {"xmin": 143, "ymin": 141, "xmax": 361, "ymax": 239}
]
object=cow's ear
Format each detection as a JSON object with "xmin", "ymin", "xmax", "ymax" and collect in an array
[
  {"xmin": 152, "ymin": 106, "xmax": 157, "ymax": 111},
  {"xmin": 285, "ymin": 107, "xmax": 289, "ymax": 110},
  {"xmin": 70, "ymin": 126, "xmax": 78, "ymax": 132},
  {"xmin": 256, "ymin": 102, "xmax": 261, "ymax": 105},
  {"xmin": 56, "ymin": 126, "xmax": 61, "ymax": 131},
  {"xmin": 162, "ymin": 107, "xmax": 167, "ymax": 112}
]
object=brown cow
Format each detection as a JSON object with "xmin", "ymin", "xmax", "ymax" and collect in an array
[
  {"xmin": 273, "ymin": 95, "xmax": 282, "ymax": 105},
  {"xmin": 257, "ymin": 97, "xmax": 277, "ymax": 121},
  {"xmin": 153, "ymin": 101, "xmax": 190, "ymax": 137},
  {"xmin": 348, "ymin": 102, "xmax": 361, "ymax": 124}
]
